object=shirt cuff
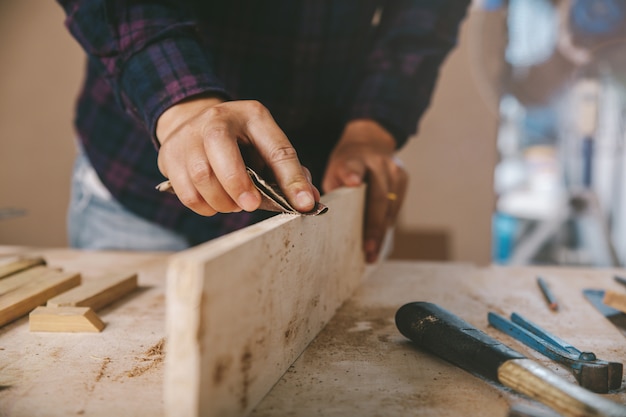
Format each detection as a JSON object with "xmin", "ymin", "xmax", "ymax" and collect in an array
[{"xmin": 119, "ymin": 36, "xmax": 231, "ymax": 145}]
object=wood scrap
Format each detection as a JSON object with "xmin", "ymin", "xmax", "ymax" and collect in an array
[
  {"xmin": 165, "ymin": 186, "xmax": 366, "ymax": 417},
  {"xmin": 0, "ymin": 270, "xmax": 81, "ymax": 327},
  {"xmin": 0, "ymin": 266, "xmax": 61, "ymax": 296},
  {"xmin": 29, "ymin": 306, "xmax": 105, "ymax": 333},
  {"xmin": 0, "ymin": 257, "xmax": 46, "ymax": 279},
  {"xmin": 47, "ymin": 272, "xmax": 138, "ymax": 311},
  {"xmin": 603, "ymin": 290, "xmax": 626, "ymax": 314}
]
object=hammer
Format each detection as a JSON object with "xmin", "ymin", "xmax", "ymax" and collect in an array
[{"xmin": 395, "ymin": 302, "xmax": 626, "ymax": 417}]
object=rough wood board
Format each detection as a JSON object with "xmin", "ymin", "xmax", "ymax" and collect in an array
[
  {"xmin": 165, "ymin": 186, "xmax": 366, "ymax": 417},
  {"xmin": 29, "ymin": 306, "xmax": 105, "ymax": 332},
  {"xmin": 47, "ymin": 272, "xmax": 138, "ymax": 311},
  {"xmin": 0, "ymin": 257, "xmax": 45, "ymax": 279},
  {"xmin": 0, "ymin": 269, "xmax": 81, "ymax": 326}
]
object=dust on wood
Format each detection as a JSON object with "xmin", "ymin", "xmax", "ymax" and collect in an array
[
  {"xmin": 95, "ymin": 357, "xmax": 111, "ymax": 383},
  {"xmin": 124, "ymin": 338, "xmax": 165, "ymax": 378},
  {"xmin": 240, "ymin": 347, "xmax": 253, "ymax": 410},
  {"xmin": 213, "ymin": 355, "xmax": 233, "ymax": 385}
]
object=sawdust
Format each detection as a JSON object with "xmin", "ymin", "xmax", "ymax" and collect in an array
[
  {"xmin": 125, "ymin": 338, "xmax": 165, "ymax": 378},
  {"xmin": 95, "ymin": 357, "xmax": 111, "ymax": 382},
  {"xmin": 145, "ymin": 338, "xmax": 165, "ymax": 357}
]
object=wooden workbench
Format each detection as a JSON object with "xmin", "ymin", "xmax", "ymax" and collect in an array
[{"xmin": 1, "ymin": 247, "xmax": 625, "ymax": 416}]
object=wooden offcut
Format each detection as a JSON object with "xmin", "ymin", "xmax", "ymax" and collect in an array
[
  {"xmin": 165, "ymin": 186, "xmax": 366, "ymax": 417},
  {"xmin": 0, "ymin": 257, "xmax": 46, "ymax": 279},
  {"xmin": 47, "ymin": 272, "xmax": 138, "ymax": 311},
  {"xmin": 0, "ymin": 266, "xmax": 57, "ymax": 296},
  {"xmin": 603, "ymin": 290, "xmax": 626, "ymax": 314},
  {"xmin": 0, "ymin": 270, "xmax": 81, "ymax": 327},
  {"xmin": 29, "ymin": 306, "xmax": 105, "ymax": 333}
]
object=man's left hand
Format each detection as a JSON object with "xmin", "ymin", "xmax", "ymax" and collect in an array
[{"xmin": 322, "ymin": 119, "xmax": 408, "ymax": 263}]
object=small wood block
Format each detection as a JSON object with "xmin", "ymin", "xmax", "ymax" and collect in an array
[
  {"xmin": 0, "ymin": 257, "xmax": 46, "ymax": 279},
  {"xmin": 29, "ymin": 306, "xmax": 105, "ymax": 333},
  {"xmin": 0, "ymin": 270, "xmax": 81, "ymax": 327},
  {"xmin": 47, "ymin": 272, "xmax": 138, "ymax": 311},
  {"xmin": 603, "ymin": 290, "xmax": 626, "ymax": 314}
]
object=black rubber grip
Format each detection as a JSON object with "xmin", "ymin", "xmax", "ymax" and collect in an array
[{"xmin": 395, "ymin": 302, "xmax": 526, "ymax": 382}]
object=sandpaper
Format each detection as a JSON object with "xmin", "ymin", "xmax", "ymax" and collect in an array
[{"xmin": 156, "ymin": 167, "xmax": 328, "ymax": 216}]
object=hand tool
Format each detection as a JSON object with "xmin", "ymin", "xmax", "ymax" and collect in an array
[
  {"xmin": 583, "ymin": 289, "xmax": 626, "ymax": 339},
  {"xmin": 537, "ymin": 277, "xmax": 559, "ymax": 311},
  {"xmin": 488, "ymin": 311, "xmax": 622, "ymax": 393},
  {"xmin": 156, "ymin": 167, "xmax": 328, "ymax": 215},
  {"xmin": 508, "ymin": 403, "xmax": 564, "ymax": 417},
  {"xmin": 395, "ymin": 302, "xmax": 626, "ymax": 417}
]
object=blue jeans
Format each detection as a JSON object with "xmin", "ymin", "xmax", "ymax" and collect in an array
[{"xmin": 67, "ymin": 150, "xmax": 190, "ymax": 251}]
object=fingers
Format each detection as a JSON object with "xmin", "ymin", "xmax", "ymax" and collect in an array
[
  {"xmin": 157, "ymin": 99, "xmax": 317, "ymax": 216},
  {"xmin": 322, "ymin": 158, "xmax": 366, "ymax": 193},
  {"xmin": 242, "ymin": 102, "xmax": 316, "ymax": 212},
  {"xmin": 364, "ymin": 157, "xmax": 408, "ymax": 263}
]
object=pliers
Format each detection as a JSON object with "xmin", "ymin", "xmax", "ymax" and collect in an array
[{"xmin": 488, "ymin": 311, "xmax": 623, "ymax": 393}]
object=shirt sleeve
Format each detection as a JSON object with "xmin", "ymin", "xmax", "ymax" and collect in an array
[
  {"xmin": 349, "ymin": 0, "xmax": 471, "ymax": 147},
  {"xmin": 57, "ymin": 0, "xmax": 229, "ymax": 143}
]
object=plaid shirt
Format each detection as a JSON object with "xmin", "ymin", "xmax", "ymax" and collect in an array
[{"xmin": 58, "ymin": 0, "xmax": 470, "ymax": 244}]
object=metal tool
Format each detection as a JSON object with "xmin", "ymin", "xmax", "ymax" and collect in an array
[
  {"xmin": 584, "ymin": 288, "xmax": 626, "ymax": 339},
  {"xmin": 395, "ymin": 302, "xmax": 626, "ymax": 417},
  {"xmin": 488, "ymin": 311, "xmax": 623, "ymax": 393}
]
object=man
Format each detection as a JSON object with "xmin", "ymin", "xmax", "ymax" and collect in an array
[{"xmin": 57, "ymin": 1, "xmax": 470, "ymax": 262}]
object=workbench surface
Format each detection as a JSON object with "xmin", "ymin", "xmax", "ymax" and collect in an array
[{"xmin": 1, "ymin": 247, "xmax": 625, "ymax": 416}]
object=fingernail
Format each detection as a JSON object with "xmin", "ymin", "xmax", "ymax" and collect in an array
[
  {"xmin": 296, "ymin": 191, "xmax": 314, "ymax": 210},
  {"xmin": 347, "ymin": 173, "xmax": 361, "ymax": 185},
  {"xmin": 238, "ymin": 191, "xmax": 260, "ymax": 212}
]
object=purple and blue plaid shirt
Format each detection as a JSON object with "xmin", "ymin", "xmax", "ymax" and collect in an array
[{"xmin": 58, "ymin": 0, "xmax": 470, "ymax": 244}]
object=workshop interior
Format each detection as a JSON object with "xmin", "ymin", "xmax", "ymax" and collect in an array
[
  {"xmin": 2, "ymin": 1, "xmax": 626, "ymax": 267},
  {"xmin": 2, "ymin": 2, "xmax": 626, "ymax": 417}
]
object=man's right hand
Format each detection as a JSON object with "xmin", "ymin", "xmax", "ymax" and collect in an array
[{"xmin": 156, "ymin": 97, "xmax": 318, "ymax": 216}]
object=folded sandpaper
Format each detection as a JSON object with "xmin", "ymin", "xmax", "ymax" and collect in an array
[{"xmin": 156, "ymin": 167, "xmax": 328, "ymax": 216}]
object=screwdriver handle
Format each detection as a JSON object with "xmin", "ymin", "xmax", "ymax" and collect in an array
[{"xmin": 395, "ymin": 302, "xmax": 626, "ymax": 417}]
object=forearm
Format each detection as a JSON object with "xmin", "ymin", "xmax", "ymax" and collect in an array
[{"xmin": 56, "ymin": 0, "xmax": 228, "ymax": 144}]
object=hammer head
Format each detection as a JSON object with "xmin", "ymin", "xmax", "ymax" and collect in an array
[{"xmin": 575, "ymin": 361, "xmax": 623, "ymax": 393}]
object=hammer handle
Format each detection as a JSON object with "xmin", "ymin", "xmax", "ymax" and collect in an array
[{"xmin": 396, "ymin": 302, "xmax": 626, "ymax": 417}]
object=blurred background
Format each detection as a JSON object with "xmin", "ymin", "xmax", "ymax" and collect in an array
[{"xmin": 2, "ymin": 1, "xmax": 625, "ymax": 268}]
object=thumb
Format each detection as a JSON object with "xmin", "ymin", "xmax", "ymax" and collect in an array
[{"xmin": 322, "ymin": 159, "xmax": 365, "ymax": 193}]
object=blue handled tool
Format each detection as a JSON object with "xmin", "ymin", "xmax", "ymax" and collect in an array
[{"xmin": 488, "ymin": 311, "xmax": 623, "ymax": 393}]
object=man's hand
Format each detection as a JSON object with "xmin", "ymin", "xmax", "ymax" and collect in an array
[
  {"xmin": 322, "ymin": 119, "xmax": 408, "ymax": 263},
  {"xmin": 156, "ymin": 97, "xmax": 318, "ymax": 216}
]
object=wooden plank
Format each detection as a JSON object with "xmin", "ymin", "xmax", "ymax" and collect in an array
[
  {"xmin": 603, "ymin": 290, "xmax": 626, "ymax": 314},
  {"xmin": 29, "ymin": 306, "xmax": 105, "ymax": 332},
  {"xmin": 165, "ymin": 186, "xmax": 366, "ymax": 417},
  {"xmin": 0, "ymin": 266, "xmax": 62, "ymax": 296},
  {"xmin": 0, "ymin": 270, "xmax": 81, "ymax": 326},
  {"xmin": 47, "ymin": 272, "xmax": 138, "ymax": 311},
  {"xmin": 0, "ymin": 256, "xmax": 46, "ymax": 278}
]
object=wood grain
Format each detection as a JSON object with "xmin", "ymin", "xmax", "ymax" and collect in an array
[
  {"xmin": 165, "ymin": 186, "xmax": 366, "ymax": 417},
  {"xmin": 0, "ymin": 257, "xmax": 46, "ymax": 279},
  {"xmin": 47, "ymin": 272, "xmax": 138, "ymax": 311},
  {"xmin": 603, "ymin": 290, "xmax": 626, "ymax": 314},
  {"xmin": 499, "ymin": 359, "xmax": 626, "ymax": 417},
  {"xmin": 29, "ymin": 306, "xmax": 105, "ymax": 332},
  {"xmin": 0, "ymin": 265, "xmax": 58, "ymax": 296},
  {"xmin": 0, "ymin": 269, "xmax": 81, "ymax": 326}
]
